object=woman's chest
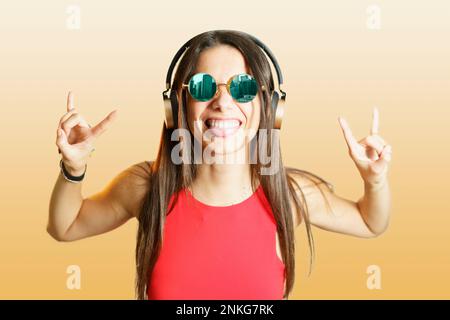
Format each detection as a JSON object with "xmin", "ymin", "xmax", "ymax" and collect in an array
[{"xmin": 148, "ymin": 209, "xmax": 285, "ymax": 299}]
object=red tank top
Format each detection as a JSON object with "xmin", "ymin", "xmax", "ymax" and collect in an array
[{"xmin": 147, "ymin": 184, "xmax": 286, "ymax": 300}]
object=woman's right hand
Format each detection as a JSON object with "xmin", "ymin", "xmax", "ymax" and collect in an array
[{"xmin": 56, "ymin": 91, "xmax": 118, "ymax": 176}]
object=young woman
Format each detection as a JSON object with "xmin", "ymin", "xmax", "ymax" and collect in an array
[{"xmin": 48, "ymin": 30, "xmax": 392, "ymax": 300}]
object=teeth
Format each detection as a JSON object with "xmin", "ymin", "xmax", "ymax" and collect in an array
[{"xmin": 206, "ymin": 119, "xmax": 240, "ymax": 129}]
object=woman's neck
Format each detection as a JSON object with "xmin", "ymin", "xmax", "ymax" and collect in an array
[{"xmin": 190, "ymin": 163, "xmax": 257, "ymax": 206}]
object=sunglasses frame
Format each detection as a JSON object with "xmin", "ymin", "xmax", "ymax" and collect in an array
[{"xmin": 181, "ymin": 72, "xmax": 266, "ymax": 103}]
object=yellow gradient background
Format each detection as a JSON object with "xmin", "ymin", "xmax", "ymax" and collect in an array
[{"xmin": 0, "ymin": 0, "xmax": 449, "ymax": 299}]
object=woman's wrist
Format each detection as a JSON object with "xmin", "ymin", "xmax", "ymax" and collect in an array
[{"xmin": 60, "ymin": 159, "xmax": 87, "ymax": 182}]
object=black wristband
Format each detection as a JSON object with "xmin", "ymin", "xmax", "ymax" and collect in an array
[{"xmin": 59, "ymin": 159, "xmax": 87, "ymax": 183}]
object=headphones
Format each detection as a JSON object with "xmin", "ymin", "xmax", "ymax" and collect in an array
[{"xmin": 162, "ymin": 30, "xmax": 286, "ymax": 130}]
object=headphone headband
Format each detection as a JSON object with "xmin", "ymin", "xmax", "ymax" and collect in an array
[{"xmin": 164, "ymin": 30, "xmax": 283, "ymax": 90}]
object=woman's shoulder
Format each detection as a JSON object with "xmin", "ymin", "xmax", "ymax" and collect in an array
[
  {"xmin": 285, "ymin": 166, "xmax": 334, "ymax": 193},
  {"xmin": 284, "ymin": 166, "xmax": 336, "ymax": 226},
  {"xmin": 116, "ymin": 160, "xmax": 154, "ymax": 198},
  {"xmin": 126, "ymin": 160, "xmax": 153, "ymax": 180},
  {"xmin": 111, "ymin": 160, "xmax": 153, "ymax": 218}
]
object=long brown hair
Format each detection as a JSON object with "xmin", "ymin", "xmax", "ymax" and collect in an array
[{"xmin": 135, "ymin": 30, "xmax": 334, "ymax": 299}]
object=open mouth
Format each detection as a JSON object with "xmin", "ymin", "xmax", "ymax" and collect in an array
[{"xmin": 204, "ymin": 118, "xmax": 243, "ymax": 137}]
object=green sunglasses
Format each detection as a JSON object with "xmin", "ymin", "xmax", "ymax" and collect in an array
[{"xmin": 182, "ymin": 73, "xmax": 265, "ymax": 103}]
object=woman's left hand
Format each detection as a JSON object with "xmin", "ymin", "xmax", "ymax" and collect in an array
[{"xmin": 338, "ymin": 107, "xmax": 393, "ymax": 186}]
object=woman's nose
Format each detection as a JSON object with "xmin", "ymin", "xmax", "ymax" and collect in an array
[{"xmin": 213, "ymin": 84, "xmax": 233, "ymax": 105}]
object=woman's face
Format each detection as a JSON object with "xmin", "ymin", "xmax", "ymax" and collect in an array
[{"xmin": 184, "ymin": 44, "xmax": 261, "ymax": 157}]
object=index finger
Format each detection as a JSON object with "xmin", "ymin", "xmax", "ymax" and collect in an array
[
  {"xmin": 91, "ymin": 110, "xmax": 118, "ymax": 138},
  {"xmin": 338, "ymin": 116, "xmax": 359, "ymax": 152},
  {"xmin": 371, "ymin": 107, "xmax": 379, "ymax": 135},
  {"xmin": 67, "ymin": 91, "xmax": 74, "ymax": 112}
]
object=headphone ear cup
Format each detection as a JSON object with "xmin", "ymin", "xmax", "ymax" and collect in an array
[
  {"xmin": 169, "ymin": 89, "xmax": 179, "ymax": 129},
  {"xmin": 272, "ymin": 90, "xmax": 285, "ymax": 130},
  {"xmin": 270, "ymin": 91, "xmax": 280, "ymax": 129}
]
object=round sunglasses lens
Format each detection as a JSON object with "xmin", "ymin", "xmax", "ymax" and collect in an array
[
  {"xmin": 188, "ymin": 73, "xmax": 216, "ymax": 102},
  {"xmin": 229, "ymin": 74, "xmax": 258, "ymax": 103}
]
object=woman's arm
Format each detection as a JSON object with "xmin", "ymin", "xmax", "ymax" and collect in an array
[
  {"xmin": 47, "ymin": 169, "xmax": 84, "ymax": 241},
  {"xmin": 357, "ymin": 179, "xmax": 391, "ymax": 236},
  {"xmin": 291, "ymin": 108, "xmax": 392, "ymax": 238},
  {"xmin": 292, "ymin": 176, "xmax": 390, "ymax": 238},
  {"xmin": 47, "ymin": 161, "xmax": 150, "ymax": 241}
]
